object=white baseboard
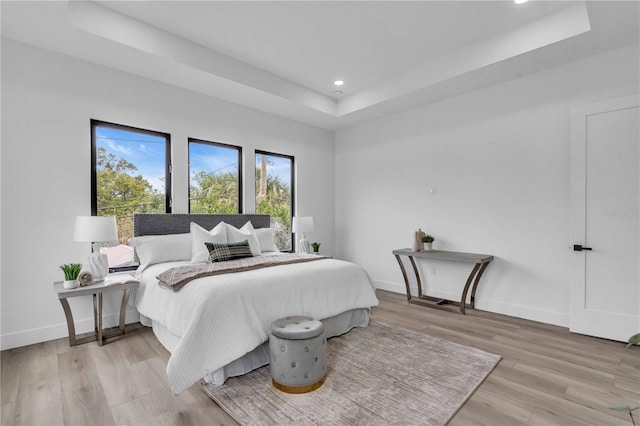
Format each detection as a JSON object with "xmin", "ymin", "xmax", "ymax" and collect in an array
[
  {"xmin": 373, "ymin": 279, "xmax": 460, "ymax": 301},
  {"xmin": 373, "ymin": 279, "xmax": 407, "ymax": 294},
  {"xmin": 475, "ymin": 299, "xmax": 569, "ymax": 328},
  {"xmin": 2, "ymin": 280, "xmax": 570, "ymax": 350},
  {"xmin": 372, "ymin": 279, "xmax": 569, "ymax": 328},
  {"xmin": 0, "ymin": 307, "xmax": 140, "ymax": 351}
]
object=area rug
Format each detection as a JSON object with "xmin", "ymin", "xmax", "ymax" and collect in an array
[{"xmin": 202, "ymin": 321, "xmax": 501, "ymax": 425}]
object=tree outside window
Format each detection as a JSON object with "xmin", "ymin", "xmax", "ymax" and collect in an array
[
  {"xmin": 189, "ymin": 139, "xmax": 242, "ymax": 213},
  {"xmin": 255, "ymin": 151, "xmax": 294, "ymax": 251},
  {"xmin": 91, "ymin": 120, "xmax": 171, "ymax": 269}
]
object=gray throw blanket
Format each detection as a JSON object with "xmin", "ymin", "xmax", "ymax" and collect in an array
[{"xmin": 156, "ymin": 253, "xmax": 329, "ymax": 291}]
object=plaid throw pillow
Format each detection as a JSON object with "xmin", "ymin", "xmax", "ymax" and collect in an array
[{"xmin": 205, "ymin": 240, "xmax": 253, "ymax": 263}]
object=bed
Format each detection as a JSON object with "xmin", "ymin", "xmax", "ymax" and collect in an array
[{"xmin": 130, "ymin": 213, "xmax": 379, "ymax": 394}]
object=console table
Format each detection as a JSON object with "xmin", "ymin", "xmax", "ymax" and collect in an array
[{"xmin": 392, "ymin": 249, "xmax": 493, "ymax": 314}]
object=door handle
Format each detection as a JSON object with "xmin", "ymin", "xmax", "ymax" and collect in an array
[{"xmin": 573, "ymin": 244, "xmax": 593, "ymax": 252}]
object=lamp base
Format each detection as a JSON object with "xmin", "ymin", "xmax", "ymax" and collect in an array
[
  {"xmin": 298, "ymin": 238, "xmax": 312, "ymax": 254},
  {"xmin": 88, "ymin": 252, "xmax": 109, "ymax": 281}
]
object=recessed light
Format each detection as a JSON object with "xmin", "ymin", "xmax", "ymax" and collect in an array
[
  {"xmin": 334, "ymin": 80, "xmax": 344, "ymax": 86},
  {"xmin": 514, "ymin": 0, "xmax": 528, "ymax": 4}
]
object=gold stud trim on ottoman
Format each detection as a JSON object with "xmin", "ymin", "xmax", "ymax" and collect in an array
[
  {"xmin": 272, "ymin": 376, "xmax": 325, "ymax": 394},
  {"xmin": 269, "ymin": 316, "xmax": 327, "ymax": 394}
]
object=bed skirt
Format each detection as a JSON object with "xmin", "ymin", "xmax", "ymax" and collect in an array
[{"xmin": 143, "ymin": 308, "xmax": 371, "ymax": 387}]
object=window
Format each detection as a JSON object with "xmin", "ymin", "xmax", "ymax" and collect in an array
[
  {"xmin": 188, "ymin": 139, "xmax": 242, "ymax": 213},
  {"xmin": 255, "ymin": 150, "xmax": 295, "ymax": 251},
  {"xmin": 91, "ymin": 120, "xmax": 171, "ymax": 268}
]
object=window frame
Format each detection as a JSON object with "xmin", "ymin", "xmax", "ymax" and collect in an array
[
  {"xmin": 255, "ymin": 149, "xmax": 295, "ymax": 252},
  {"xmin": 90, "ymin": 119, "xmax": 172, "ymax": 271},
  {"xmin": 91, "ymin": 120, "xmax": 172, "ymax": 215},
  {"xmin": 188, "ymin": 138, "xmax": 243, "ymax": 214}
]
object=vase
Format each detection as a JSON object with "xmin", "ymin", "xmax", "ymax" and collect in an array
[
  {"xmin": 88, "ymin": 251, "xmax": 109, "ymax": 281},
  {"xmin": 414, "ymin": 229, "xmax": 425, "ymax": 252},
  {"xmin": 423, "ymin": 243, "xmax": 433, "ymax": 251},
  {"xmin": 63, "ymin": 279, "xmax": 79, "ymax": 289}
]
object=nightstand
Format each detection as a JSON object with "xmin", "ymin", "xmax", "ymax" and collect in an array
[{"xmin": 53, "ymin": 278, "xmax": 139, "ymax": 346}]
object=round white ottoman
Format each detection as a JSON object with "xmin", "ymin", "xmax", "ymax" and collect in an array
[{"xmin": 269, "ymin": 316, "xmax": 327, "ymax": 394}]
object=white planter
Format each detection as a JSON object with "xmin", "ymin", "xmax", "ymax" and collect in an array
[
  {"xmin": 423, "ymin": 243, "xmax": 433, "ymax": 251},
  {"xmin": 63, "ymin": 279, "xmax": 79, "ymax": 289}
]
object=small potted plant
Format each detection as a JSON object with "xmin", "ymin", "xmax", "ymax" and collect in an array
[
  {"xmin": 420, "ymin": 235, "xmax": 435, "ymax": 251},
  {"xmin": 311, "ymin": 242, "xmax": 321, "ymax": 254},
  {"xmin": 60, "ymin": 263, "xmax": 82, "ymax": 289}
]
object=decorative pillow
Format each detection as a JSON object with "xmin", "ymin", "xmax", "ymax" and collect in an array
[
  {"xmin": 205, "ymin": 240, "xmax": 253, "ymax": 263},
  {"xmin": 255, "ymin": 227, "xmax": 279, "ymax": 253},
  {"xmin": 225, "ymin": 222, "xmax": 261, "ymax": 256},
  {"xmin": 128, "ymin": 233, "xmax": 192, "ymax": 273},
  {"xmin": 191, "ymin": 222, "xmax": 227, "ymax": 264}
]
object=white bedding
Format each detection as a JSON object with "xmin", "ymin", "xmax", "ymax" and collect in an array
[{"xmin": 135, "ymin": 257, "xmax": 378, "ymax": 394}]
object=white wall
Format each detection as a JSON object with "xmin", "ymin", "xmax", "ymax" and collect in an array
[
  {"xmin": 2, "ymin": 36, "xmax": 637, "ymax": 350},
  {"xmin": 0, "ymin": 39, "xmax": 334, "ymax": 350},
  {"xmin": 335, "ymin": 44, "xmax": 639, "ymax": 326}
]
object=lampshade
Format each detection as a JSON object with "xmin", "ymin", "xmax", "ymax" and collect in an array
[
  {"xmin": 73, "ymin": 216, "xmax": 118, "ymax": 242},
  {"xmin": 292, "ymin": 216, "xmax": 314, "ymax": 234}
]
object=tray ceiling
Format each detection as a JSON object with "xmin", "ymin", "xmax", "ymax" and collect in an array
[{"xmin": 2, "ymin": 1, "xmax": 638, "ymax": 130}]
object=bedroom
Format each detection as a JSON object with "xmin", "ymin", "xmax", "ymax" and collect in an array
[{"xmin": 1, "ymin": 1, "xmax": 639, "ymax": 425}]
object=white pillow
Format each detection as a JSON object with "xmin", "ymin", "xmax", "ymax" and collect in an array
[
  {"xmin": 225, "ymin": 221, "xmax": 261, "ymax": 256},
  {"xmin": 191, "ymin": 222, "xmax": 227, "ymax": 263},
  {"xmin": 128, "ymin": 233, "xmax": 192, "ymax": 273},
  {"xmin": 255, "ymin": 227, "xmax": 278, "ymax": 253}
]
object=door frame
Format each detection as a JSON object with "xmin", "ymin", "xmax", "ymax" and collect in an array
[{"xmin": 569, "ymin": 94, "xmax": 639, "ymax": 341}]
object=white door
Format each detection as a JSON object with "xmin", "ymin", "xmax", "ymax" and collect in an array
[{"xmin": 570, "ymin": 95, "xmax": 639, "ymax": 342}]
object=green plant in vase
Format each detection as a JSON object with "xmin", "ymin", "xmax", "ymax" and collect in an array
[
  {"xmin": 60, "ymin": 263, "xmax": 82, "ymax": 289},
  {"xmin": 311, "ymin": 242, "xmax": 321, "ymax": 254},
  {"xmin": 420, "ymin": 235, "xmax": 435, "ymax": 251}
]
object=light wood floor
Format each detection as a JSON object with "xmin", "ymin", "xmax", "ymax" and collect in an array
[{"xmin": 2, "ymin": 290, "xmax": 639, "ymax": 425}]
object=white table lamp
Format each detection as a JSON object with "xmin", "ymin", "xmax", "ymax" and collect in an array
[
  {"xmin": 74, "ymin": 216, "xmax": 118, "ymax": 281},
  {"xmin": 292, "ymin": 216, "xmax": 314, "ymax": 254}
]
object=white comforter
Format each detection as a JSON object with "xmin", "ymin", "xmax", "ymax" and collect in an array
[{"xmin": 135, "ymin": 258, "xmax": 378, "ymax": 393}]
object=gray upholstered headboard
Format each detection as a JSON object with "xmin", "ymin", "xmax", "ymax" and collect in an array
[{"xmin": 133, "ymin": 214, "xmax": 271, "ymax": 236}]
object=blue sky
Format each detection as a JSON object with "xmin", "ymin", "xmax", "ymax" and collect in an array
[
  {"xmin": 190, "ymin": 144, "xmax": 292, "ymax": 187},
  {"xmin": 97, "ymin": 127, "xmax": 291, "ymax": 190},
  {"xmin": 96, "ymin": 127, "xmax": 166, "ymax": 191},
  {"xmin": 255, "ymin": 153, "xmax": 292, "ymax": 187},
  {"xmin": 189, "ymin": 142, "xmax": 239, "ymax": 186}
]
